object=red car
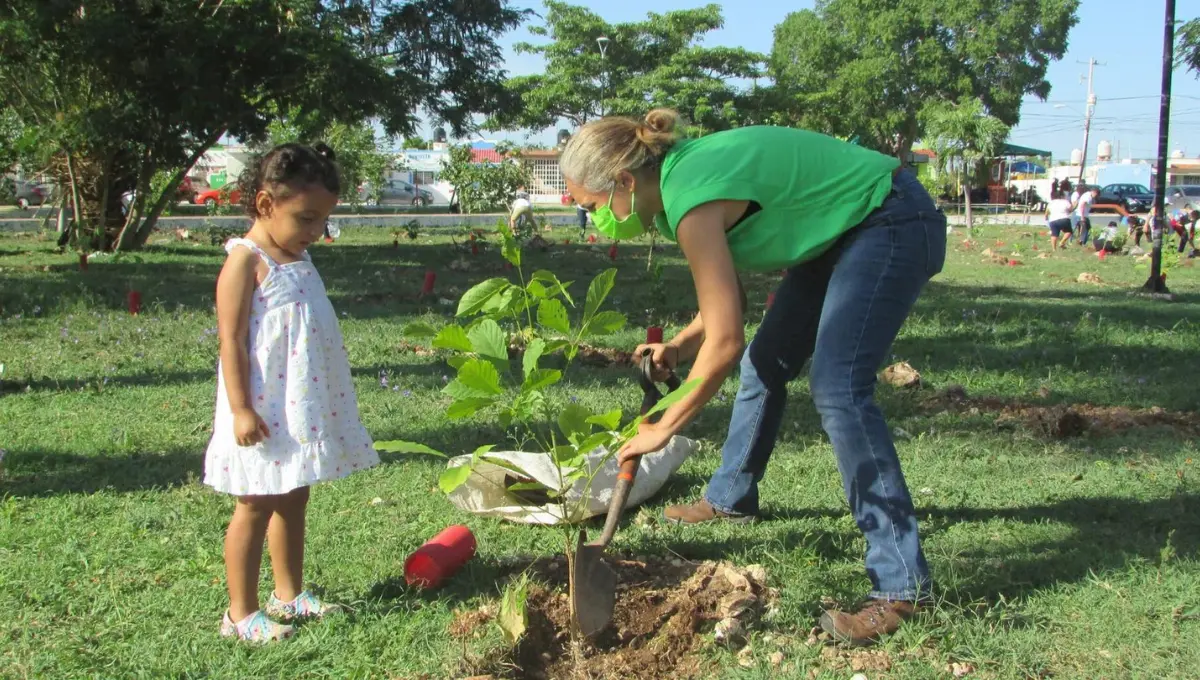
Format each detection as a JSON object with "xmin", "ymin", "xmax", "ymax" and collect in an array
[{"xmin": 194, "ymin": 182, "xmax": 241, "ymax": 208}]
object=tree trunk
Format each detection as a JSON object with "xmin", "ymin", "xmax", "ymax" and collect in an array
[
  {"xmin": 120, "ymin": 129, "xmax": 225, "ymax": 250},
  {"xmin": 964, "ymin": 182, "xmax": 974, "ymax": 232}
]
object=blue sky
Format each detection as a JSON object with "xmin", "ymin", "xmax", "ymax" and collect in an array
[{"xmin": 459, "ymin": 0, "xmax": 1200, "ymax": 161}]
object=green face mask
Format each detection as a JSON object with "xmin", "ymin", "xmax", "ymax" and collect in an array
[{"xmin": 592, "ymin": 188, "xmax": 645, "ymax": 240}]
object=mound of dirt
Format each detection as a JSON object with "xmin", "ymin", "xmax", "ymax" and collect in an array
[
  {"xmin": 456, "ymin": 557, "xmax": 776, "ymax": 680},
  {"xmin": 922, "ymin": 386, "xmax": 1200, "ymax": 439}
]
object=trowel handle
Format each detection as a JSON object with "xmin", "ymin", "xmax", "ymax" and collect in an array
[{"xmin": 596, "ymin": 457, "xmax": 638, "ymax": 547}]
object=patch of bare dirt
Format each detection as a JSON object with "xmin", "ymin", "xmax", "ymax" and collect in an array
[
  {"xmin": 456, "ymin": 557, "xmax": 776, "ymax": 680},
  {"xmin": 922, "ymin": 384, "xmax": 1200, "ymax": 439}
]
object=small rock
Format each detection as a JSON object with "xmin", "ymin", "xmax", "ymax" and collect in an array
[
  {"xmin": 805, "ymin": 633, "xmax": 819, "ymax": 646},
  {"xmin": 817, "ymin": 631, "xmax": 832, "ymax": 642},
  {"xmin": 892, "ymin": 426, "xmax": 912, "ymax": 440},
  {"xmin": 719, "ymin": 563, "xmax": 752, "ymax": 591},
  {"xmin": 540, "ymin": 652, "xmax": 553, "ymax": 662},
  {"xmin": 369, "ymin": 497, "xmax": 386, "ymax": 506},
  {"xmin": 1077, "ymin": 272, "xmax": 1103, "ymax": 284},
  {"xmin": 949, "ymin": 661, "xmax": 975, "ymax": 677},
  {"xmin": 768, "ymin": 651, "xmax": 784, "ymax": 666},
  {"xmin": 881, "ymin": 361, "xmax": 922, "ymax": 388},
  {"xmin": 851, "ymin": 674, "xmax": 869, "ymax": 680},
  {"xmin": 737, "ymin": 646, "xmax": 755, "ymax": 668},
  {"xmin": 719, "ymin": 592, "xmax": 758, "ymax": 620},
  {"xmin": 745, "ymin": 564, "xmax": 768, "ymax": 584},
  {"xmin": 438, "ymin": 298, "xmax": 455, "ymax": 306},
  {"xmin": 919, "ymin": 487, "xmax": 934, "ymax": 495},
  {"xmin": 713, "ymin": 617, "xmax": 746, "ymax": 648},
  {"xmin": 1071, "ymin": 473, "xmax": 1083, "ymax": 482}
]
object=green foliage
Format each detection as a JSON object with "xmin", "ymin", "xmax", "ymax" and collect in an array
[
  {"xmin": 438, "ymin": 144, "xmax": 531, "ymax": 214},
  {"xmin": 770, "ymin": 0, "xmax": 1079, "ymax": 156},
  {"xmin": 0, "ymin": 0, "xmax": 527, "ymax": 249},
  {"xmin": 1180, "ymin": 19, "xmax": 1200, "ymax": 74},
  {"xmin": 487, "ymin": 1, "xmax": 765, "ymax": 131},
  {"xmin": 375, "ymin": 222, "xmax": 699, "ymax": 531}
]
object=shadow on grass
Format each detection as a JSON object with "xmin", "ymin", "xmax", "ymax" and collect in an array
[{"xmin": 1, "ymin": 447, "xmax": 203, "ymax": 497}]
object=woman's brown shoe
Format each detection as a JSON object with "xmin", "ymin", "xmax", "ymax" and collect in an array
[
  {"xmin": 663, "ymin": 498, "xmax": 758, "ymax": 525},
  {"xmin": 819, "ymin": 599, "xmax": 916, "ymax": 646}
]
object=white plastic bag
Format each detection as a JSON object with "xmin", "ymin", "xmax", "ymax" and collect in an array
[{"xmin": 445, "ymin": 436, "xmax": 699, "ymax": 524}]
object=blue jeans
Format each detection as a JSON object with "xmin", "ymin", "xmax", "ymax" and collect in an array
[{"xmin": 704, "ymin": 169, "xmax": 945, "ymax": 601}]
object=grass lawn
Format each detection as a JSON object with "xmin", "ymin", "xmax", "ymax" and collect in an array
[{"xmin": 1, "ymin": 223, "xmax": 1199, "ymax": 679}]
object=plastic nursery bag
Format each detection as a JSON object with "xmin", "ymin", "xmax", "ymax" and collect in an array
[{"xmin": 444, "ymin": 436, "xmax": 699, "ymax": 525}]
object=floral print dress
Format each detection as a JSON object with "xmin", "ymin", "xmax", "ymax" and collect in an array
[{"xmin": 204, "ymin": 238, "xmax": 377, "ymax": 496}]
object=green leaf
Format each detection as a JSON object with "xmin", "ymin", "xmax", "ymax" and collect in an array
[
  {"xmin": 438, "ymin": 464, "xmax": 472, "ymax": 494},
  {"xmin": 522, "ymin": 368, "xmax": 562, "ymax": 392},
  {"xmin": 643, "ymin": 377, "xmax": 703, "ymax": 420},
  {"xmin": 523, "ymin": 338, "xmax": 546, "ymax": 380},
  {"xmin": 585, "ymin": 310, "xmax": 626, "ymax": 335},
  {"xmin": 575, "ymin": 431, "xmax": 615, "ymax": 456},
  {"xmin": 373, "ymin": 441, "xmax": 446, "ymax": 457},
  {"xmin": 402, "ymin": 321, "xmax": 437, "ymax": 339},
  {"xmin": 552, "ymin": 445, "xmax": 583, "ymax": 467},
  {"xmin": 498, "ymin": 576, "xmax": 529, "ymax": 645},
  {"xmin": 511, "ymin": 390, "xmax": 547, "ymax": 422},
  {"xmin": 447, "ymin": 355, "xmax": 470, "ymax": 370},
  {"xmin": 505, "ymin": 481, "xmax": 551, "ymax": 493},
  {"xmin": 532, "ymin": 270, "xmax": 574, "ymax": 306},
  {"xmin": 482, "ymin": 286, "xmax": 520, "ymax": 316},
  {"xmin": 457, "ymin": 278, "xmax": 510, "ymax": 317},
  {"xmin": 432, "ymin": 325, "xmax": 473, "ymax": 353},
  {"xmin": 525, "ymin": 279, "xmax": 548, "ymax": 299},
  {"xmin": 502, "ymin": 231, "xmax": 521, "ymax": 267},
  {"xmin": 537, "ymin": 298, "xmax": 570, "ymax": 334},
  {"xmin": 443, "ymin": 359, "xmax": 503, "ymax": 398},
  {"xmin": 586, "ymin": 409, "xmax": 623, "ymax": 431},
  {"xmin": 468, "ymin": 319, "xmax": 508, "ymax": 360},
  {"xmin": 446, "ymin": 397, "xmax": 496, "ymax": 419},
  {"xmin": 584, "ymin": 268, "xmax": 617, "ymax": 320},
  {"xmin": 544, "ymin": 339, "xmax": 570, "ymax": 355},
  {"xmin": 557, "ymin": 402, "xmax": 592, "ymax": 442},
  {"xmin": 469, "ymin": 444, "xmax": 495, "ymax": 463}
]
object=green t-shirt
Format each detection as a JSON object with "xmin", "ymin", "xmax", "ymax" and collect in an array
[{"xmin": 653, "ymin": 126, "xmax": 900, "ymax": 271}]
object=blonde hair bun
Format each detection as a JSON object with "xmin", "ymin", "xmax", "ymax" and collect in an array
[{"xmin": 560, "ymin": 109, "xmax": 684, "ymax": 192}]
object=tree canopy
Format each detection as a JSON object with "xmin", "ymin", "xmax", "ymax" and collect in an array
[
  {"xmin": 487, "ymin": 1, "xmax": 765, "ymax": 133},
  {"xmin": 1180, "ymin": 18, "xmax": 1200, "ymax": 74},
  {"xmin": 0, "ymin": 0, "xmax": 527, "ymax": 249},
  {"xmin": 770, "ymin": 0, "xmax": 1078, "ymax": 157}
]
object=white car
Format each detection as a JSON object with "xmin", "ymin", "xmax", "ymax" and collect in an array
[{"xmin": 1166, "ymin": 185, "xmax": 1200, "ymax": 212}]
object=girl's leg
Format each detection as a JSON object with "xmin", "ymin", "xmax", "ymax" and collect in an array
[
  {"xmin": 225, "ymin": 495, "xmax": 278, "ymax": 621},
  {"xmin": 267, "ymin": 485, "xmax": 310, "ymax": 602}
]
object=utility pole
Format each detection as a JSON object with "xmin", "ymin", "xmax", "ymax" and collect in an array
[
  {"xmin": 1145, "ymin": 0, "xmax": 1175, "ymax": 294},
  {"xmin": 597, "ymin": 36, "xmax": 610, "ymax": 118},
  {"xmin": 1077, "ymin": 57, "xmax": 1104, "ymax": 183}
]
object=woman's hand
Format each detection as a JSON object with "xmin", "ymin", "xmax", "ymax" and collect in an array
[
  {"xmin": 233, "ymin": 407, "xmax": 270, "ymax": 447},
  {"xmin": 633, "ymin": 342, "xmax": 679, "ymax": 382},
  {"xmin": 617, "ymin": 420, "xmax": 675, "ymax": 465}
]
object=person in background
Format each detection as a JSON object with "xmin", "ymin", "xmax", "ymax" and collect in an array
[
  {"xmin": 1072, "ymin": 185, "xmax": 1096, "ymax": 246},
  {"xmin": 1123, "ymin": 215, "xmax": 1149, "ymax": 247},
  {"xmin": 1092, "ymin": 220, "xmax": 1121, "ymax": 253},
  {"xmin": 509, "ymin": 186, "xmax": 537, "ymax": 235},
  {"xmin": 1046, "ymin": 189, "xmax": 1074, "ymax": 251}
]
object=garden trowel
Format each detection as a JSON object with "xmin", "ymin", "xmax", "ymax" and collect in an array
[{"xmin": 571, "ymin": 350, "xmax": 680, "ymax": 637}]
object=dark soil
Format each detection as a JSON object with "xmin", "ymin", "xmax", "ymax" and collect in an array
[
  {"xmin": 922, "ymin": 384, "xmax": 1200, "ymax": 439},
  {"xmin": 455, "ymin": 557, "xmax": 773, "ymax": 680}
]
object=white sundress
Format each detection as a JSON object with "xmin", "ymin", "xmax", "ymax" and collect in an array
[{"xmin": 204, "ymin": 238, "xmax": 378, "ymax": 496}]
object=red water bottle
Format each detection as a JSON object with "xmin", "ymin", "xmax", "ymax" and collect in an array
[
  {"xmin": 128, "ymin": 291, "xmax": 142, "ymax": 315},
  {"xmin": 404, "ymin": 525, "xmax": 477, "ymax": 589},
  {"xmin": 646, "ymin": 327, "xmax": 664, "ymax": 344},
  {"xmin": 421, "ymin": 270, "xmax": 436, "ymax": 296}
]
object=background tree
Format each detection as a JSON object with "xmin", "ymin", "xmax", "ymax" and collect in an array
[
  {"xmin": 488, "ymin": 2, "xmax": 764, "ymax": 133},
  {"xmin": 0, "ymin": 0, "xmax": 527, "ymax": 251},
  {"xmin": 403, "ymin": 137, "xmax": 432, "ymax": 150},
  {"xmin": 438, "ymin": 144, "xmax": 532, "ymax": 217},
  {"xmin": 921, "ymin": 97, "xmax": 1010, "ymax": 231},
  {"xmin": 770, "ymin": 0, "xmax": 1078, "ymax": 157},
  {"xmin": 1179, "ymin": 18, "xmax": 1200, "ymax": 73}
]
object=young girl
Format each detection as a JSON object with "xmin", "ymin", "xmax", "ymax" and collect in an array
[
  {"xmin": 1046, "ymin": 190, "xmax": 1074, "ymax": 251},
  {"xmin": 204, "ymin": 143, "xmax": 378, "ymax": 642}
]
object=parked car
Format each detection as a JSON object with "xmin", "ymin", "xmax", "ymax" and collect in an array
[
  {"xmin": 1094, "ymin": 183, "xmax": 1155, "ymax": 213},
  {"xmin": 1166, "ymin": 185, "xmax": 1200, "ymax": 212},
  {"xmin": 358, "ymin": 179, "xmax": 433, "ymax": 206},
  {"xmin": 1, "ymin": 178, "xmax": 49, "ymax": 209},
  {"xmin": 193, "ymin": 182, "xmax": 241, "ymax": 208}
]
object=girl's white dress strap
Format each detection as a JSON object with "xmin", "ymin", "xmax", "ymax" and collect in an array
[{"xmin": 225, "ymin": 237, "xmax": 279, "ymax": 268}]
